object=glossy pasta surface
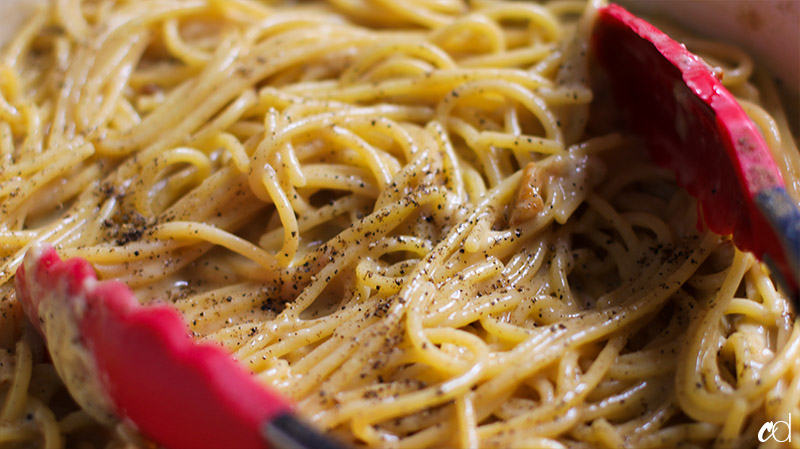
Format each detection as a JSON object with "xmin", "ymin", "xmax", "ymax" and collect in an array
[{"xmin": 0, "ymin": 1, "xmax": 799, "ymax": 448}]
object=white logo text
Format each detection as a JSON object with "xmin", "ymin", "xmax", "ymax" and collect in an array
[{"xmin": 758, "ymin": 415, "xmax": 792, "ymax": 443}]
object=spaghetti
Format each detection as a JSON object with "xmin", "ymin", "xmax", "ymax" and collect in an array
[{"xmin": 0, "ymin": 1, "xmax": 798, "ymax": 448}]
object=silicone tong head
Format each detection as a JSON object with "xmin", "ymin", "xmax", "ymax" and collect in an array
[
  {"xmin": 592, "ymin": 4, "xmax": 800, "ymax": 302},
  {"xmin": 15, "ymin": 245, "xmax": 348, "ymax": 449}
]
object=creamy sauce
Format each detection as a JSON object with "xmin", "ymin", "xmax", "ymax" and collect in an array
[{"xmin": 25, "ymin": 246, "xmax": 118, "ymax": 425}]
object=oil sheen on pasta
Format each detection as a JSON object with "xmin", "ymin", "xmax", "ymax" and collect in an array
[{"xmin": 1, "ymin": 1, "xmax": 799, "ymax": 448}]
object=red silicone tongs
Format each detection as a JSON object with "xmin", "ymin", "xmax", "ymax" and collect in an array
[
  {"xmin": 15, "ymin": 245, "xmax": 349, "ymax": 449},
  {"xmin": 592, "ymin": 4, "xmax": 800, "ymax": 303}
]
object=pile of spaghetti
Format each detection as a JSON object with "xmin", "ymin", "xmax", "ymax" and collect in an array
[{"xmin": 1, "ymin": 1, "xmax": 799, "ymax": 448}]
